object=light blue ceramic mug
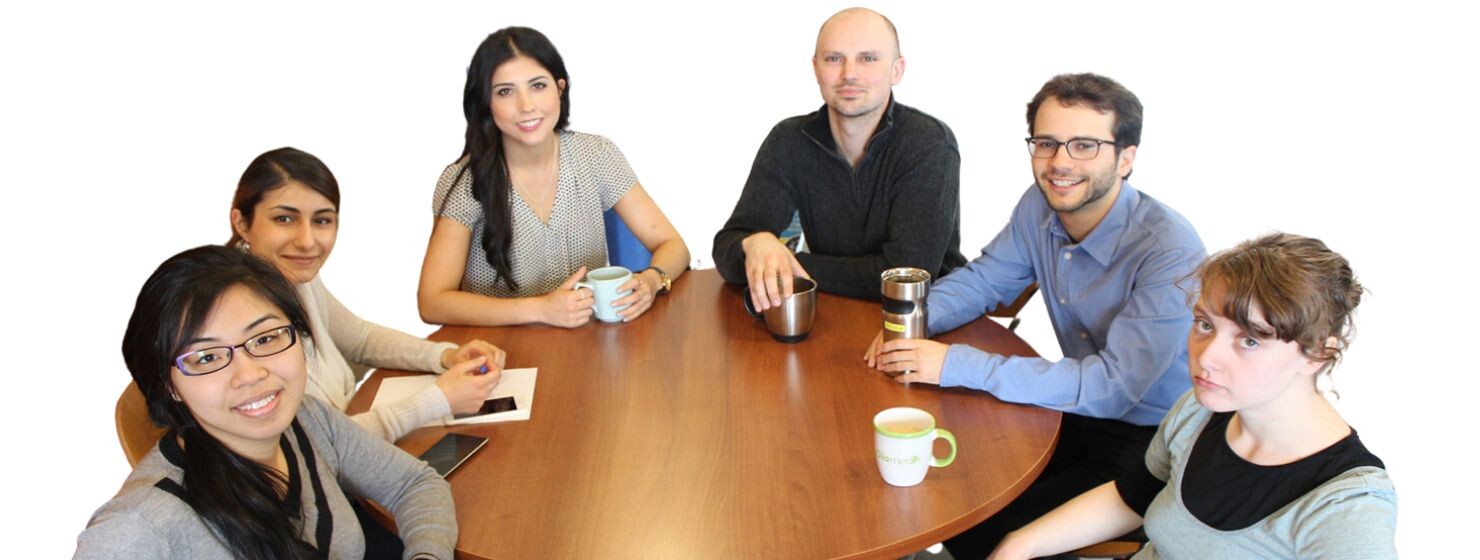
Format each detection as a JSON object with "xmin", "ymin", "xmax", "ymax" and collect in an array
[{"xmin": 575, "ymin": 266, "xmax": 633, "ymax": 323}]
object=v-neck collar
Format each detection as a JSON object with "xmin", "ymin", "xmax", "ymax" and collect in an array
[{"xmin": 512, "ymin": 132, "xmax": 567, "ymax": 228}]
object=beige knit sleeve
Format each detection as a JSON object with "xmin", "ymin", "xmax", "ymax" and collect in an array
[
  {"xmin": 347, "ymin": 382, "xmax": 452, "ymax": 443},
  {"xmin": 316, "ymin": 279, "xmax": 455, "ymax": 377},
  {"xmin": 310, "ymin": 279, "xmax": 457, "ymax": 441}
]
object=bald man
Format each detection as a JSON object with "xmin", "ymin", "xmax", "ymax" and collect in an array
[{"xmin": 713, "ymin": 8, "xmax": 965, "ymax": 310}]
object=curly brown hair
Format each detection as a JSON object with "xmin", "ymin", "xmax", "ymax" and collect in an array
[{"xmin": 1197, "ymin": 233, "xmax": 1364, "ymax": 374}]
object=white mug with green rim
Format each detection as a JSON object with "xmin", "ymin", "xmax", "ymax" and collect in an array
[{"xmin": 873, "ymin": 407, "xmax": 957, "ymax": 487}]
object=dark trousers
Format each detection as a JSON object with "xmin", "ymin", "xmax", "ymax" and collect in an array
[
  {"xmin": 944, "ymin": 414, "xmax": 1157, "ymax": 560},
  {"xmin": 352, "ymin": 499, "xmax": 406, "ymax": 560}
]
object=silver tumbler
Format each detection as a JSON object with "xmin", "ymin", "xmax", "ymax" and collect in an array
[{"xmin": 881, "ymin": 267, "xmax": 930, "ymax": 346}]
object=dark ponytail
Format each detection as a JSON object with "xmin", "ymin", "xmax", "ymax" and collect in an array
[
  {"xmin": 121, "ymin": 245, "xmax": 320, "ymax": 559},
  {"xmin": 450, "ymin": 27, "xmax": 571, "ymax": 291}
]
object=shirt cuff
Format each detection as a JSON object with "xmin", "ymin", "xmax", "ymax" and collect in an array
[
  {"xmin": 939, "ymin": 343, "xmax": 997, "ymax": 390},
  {"xmin": 425, "ymin": 341, "xmax": 459, "ymax": 373}
]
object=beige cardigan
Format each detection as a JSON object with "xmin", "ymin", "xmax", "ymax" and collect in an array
[{"xmin": 297, "ymin": 277, "xmax": 456, "ymax": 442}]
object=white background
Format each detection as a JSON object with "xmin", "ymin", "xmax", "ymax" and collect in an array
[{"xmin": 2, "ymin": 1, "xmax": 1473, "ymax": 556}]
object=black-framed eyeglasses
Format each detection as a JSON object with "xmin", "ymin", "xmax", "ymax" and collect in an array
[
  {"xmin": 173, "ymin": 325, "xmax": 299, "ymax": 376},
  {"xmin": 1025, "ymin": 137, "xmax": 1118, "ymax": 160}
]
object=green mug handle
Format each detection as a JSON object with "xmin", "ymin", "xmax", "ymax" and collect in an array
[{"xmin": 932, "ymin": 428, "xmax": 957, "ymax": 468}]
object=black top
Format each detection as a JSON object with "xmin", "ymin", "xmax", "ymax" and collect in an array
[
  {"xmin": 712, "ymin": 98, "xmax": 967, "ymax": 300},
  {"xmin": 157, "ymin": 421, "xmax": 336, "ymax": 554},
  {"xmin": 1117, "ymin": 411, "xmax": 1383, "ymax": 531}
]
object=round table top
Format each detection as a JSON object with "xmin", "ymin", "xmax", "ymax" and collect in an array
[{"xmin": 349, "ymin": 269, "xmax": 1060, "ymax": 559}]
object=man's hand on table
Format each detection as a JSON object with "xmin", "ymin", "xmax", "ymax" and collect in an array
[{"xmin": 864, "ymin": 330, "xmax": 948, "ymax": 385}]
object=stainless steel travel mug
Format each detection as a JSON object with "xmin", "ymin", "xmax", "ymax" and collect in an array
[{"xmin": 881, "ymin": 267, "xmax": 930, "ymax": 344}]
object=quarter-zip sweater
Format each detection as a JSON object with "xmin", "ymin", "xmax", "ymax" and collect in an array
[{"xmin": 713, "ymin": 99, "xmax": 966, "ymax": 300}]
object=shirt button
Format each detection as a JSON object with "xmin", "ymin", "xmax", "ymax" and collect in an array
[
  {"xmin": 1058, "ymin": 297, "xmax": 1066, "ymax": 304},
  {"xmin": 1063, "ymin": 252, "xmax": 1073, "ymax": 260},
  {"xmin": 1080, "ymin": 332, "xmax": 1089, "ymax": 340}
]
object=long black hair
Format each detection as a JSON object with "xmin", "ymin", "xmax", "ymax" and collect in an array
[
  {"xmin": 449, "ymin": 27, "xmax": 571, "ymax": 291},
  {"xmin": 121, "ymin": 245, "xmax": 319, "ymax": 559},
  {"xmin": 229, "ymin": 147, "xmax": 342, "ymax": 247}
]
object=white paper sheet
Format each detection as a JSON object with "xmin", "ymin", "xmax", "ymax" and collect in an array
[{"xmin": 370, "ymin": 367, "xmax": 537, "ymax": 425}]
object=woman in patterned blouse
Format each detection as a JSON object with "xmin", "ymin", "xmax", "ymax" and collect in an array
[{"xmin": 419, "ymin": 26, "xmax": 689, "ymax": 327}]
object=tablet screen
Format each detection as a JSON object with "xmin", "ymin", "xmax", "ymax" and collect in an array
[{"xmin": 419, "ymin": 433, "xmax": 489, "ymax": 478}]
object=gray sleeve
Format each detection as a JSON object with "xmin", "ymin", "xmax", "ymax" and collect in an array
[
  {"xmin": 1112, "ymin": 394, "xmax": 1193, "ymax": 514},
  {"xmin": 309, "ymin": 399, "xmax": 458, "ymax": 559},
  {"xmin": 74, "ymin": 508, "xmax": 172, "ymax": 559},
  {"xmin": 1293, "ymin": 472, "xmax": 1399, "ymax": 559},
  {"xmin": 1143, "ymin": 393, "xmax": 1198, "ymax": 481}
]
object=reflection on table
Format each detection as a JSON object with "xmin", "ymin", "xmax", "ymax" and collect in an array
[{"xmin": 348, "ymin": 269, "xmax": 1059, "ymax": 560}]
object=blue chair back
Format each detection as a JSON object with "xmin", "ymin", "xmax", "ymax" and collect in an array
[{"xmin": 604, "ymin": 208, "xmax": 652, "ymax": 270}]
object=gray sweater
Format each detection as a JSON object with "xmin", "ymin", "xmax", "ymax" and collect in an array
[
  {"xmin": 712, "ymin": 99, "xmax": 967, "ymax": 300},
  {"xmin": 74, "ymin": 397, "xmax": 457, "ymax": 559},
  {"xmin": 1135, "ymin": 394, "xmax": 1398, "ymax": 559}
]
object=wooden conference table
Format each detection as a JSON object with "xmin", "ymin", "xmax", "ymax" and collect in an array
[{"xmin": 347, "ymin": 270, "xmax": 1060, "ymax": 559}]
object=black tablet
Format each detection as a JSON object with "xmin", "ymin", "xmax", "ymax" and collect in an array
[
  {"xmin": 419, "ymin": 433, "xmax": 489, "ymax": 478},
  {"xmin": 453, "ymin": 396, "xmax": 518, "ymax": 420}
]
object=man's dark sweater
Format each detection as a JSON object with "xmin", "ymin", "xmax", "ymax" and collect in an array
[{"xmin": 712, "ymin": 99, "xmax": 966, "ymax": 300}]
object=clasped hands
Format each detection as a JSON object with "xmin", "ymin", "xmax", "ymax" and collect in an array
[
  {"xmin": 539, "ymin": 266, "xmax": 664, "ymax": 328},
  {"xmin": 438, "ymin": 339, "xmax": 507, "ymax": 416}
]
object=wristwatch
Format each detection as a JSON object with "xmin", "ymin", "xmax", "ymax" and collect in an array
[{"xmin": 644, "ymin": 266, "xmax": 671, "ymax": 295}]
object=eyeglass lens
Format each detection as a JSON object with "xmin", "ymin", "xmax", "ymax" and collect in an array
[
  {"xmin": 1028, "ymin": 138, "xmax": 1106, "ymax": 160},
  {"xmin": 176, "ymin": 326, "xmax": 296, "ymax": 375}
]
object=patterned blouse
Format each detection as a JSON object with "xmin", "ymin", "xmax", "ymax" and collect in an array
[{"xmin": 434, "ymin": 131, "xmax": 637, "ymax": 298}]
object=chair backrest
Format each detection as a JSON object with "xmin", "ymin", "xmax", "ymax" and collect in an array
[
  {"xmin": 115, "ymin": 381, "xmax": 167, "ymax": 467},
  {"xmin": 985, "ymin": 283, "xmax": 1038, "ymax": 319},
  {"xmin": 1068, "ymin": 527, "xmax": 1147, "ymax": 559},
  {"xmin": 603, "ymin": 209, "xmax": 652, "ymax": 270},
  {"xmin": 1068, "ymin": 539, "xmax": 1144, "ymax": 559},
  {"xmin": 985, "ymin": 283, "xmax": 1038, "ymax": 331}
]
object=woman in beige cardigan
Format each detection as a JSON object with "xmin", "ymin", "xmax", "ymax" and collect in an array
[{"xmin": 229, "ymin": 147, "xmax": 506, "ymax": 442}]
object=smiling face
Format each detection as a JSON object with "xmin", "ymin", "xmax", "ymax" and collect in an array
[
  {"xmin": 1188, "ymin": 285, "xmax": 1324, "ymax": 415},
  {"xmin": 812, "ymin": 11, "xmax": 903, "ymax": 121},
  {"xmin": 489, "ymin": 54, "xmax": 566, "ymax": 148},
  {"xmin": 170, "ymin": 285, "xmax": 306, "ymax": 458},
  {"xmin": 232, "ymin": 180, "xmax": 338, "ymax": 284},
  {"xmin": 1030, "ymin": 98, "xmax": 1136, "ymax": 220}
]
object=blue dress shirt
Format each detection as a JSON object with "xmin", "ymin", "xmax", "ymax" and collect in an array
[{"xmin": 928, "ymin": 183, "xmax": 1205, "ymax": 426}]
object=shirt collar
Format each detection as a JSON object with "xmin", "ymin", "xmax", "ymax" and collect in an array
[
  {"xmin": 1045, "ymin": 182, "xmax": 1141, "ymax": 266},
  {"xmin": 801, "ymin": 95, "xmax": 897, "ymax": 152}
]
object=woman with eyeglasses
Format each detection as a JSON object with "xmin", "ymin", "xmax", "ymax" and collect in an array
[
  {"xmin": 988, "ymin": 233, "xmax": 1397, "ymax": 560},
  {"xmin": 418, "ymin": 26, "xmax": 690, "ymax": 327},
  {"xmin": 231, "ymin": 147, "xmax": 504, "ymax": 443},
  {"xmin": 75, "ymin": 246, "xmax": 455, "ymax": 559}
]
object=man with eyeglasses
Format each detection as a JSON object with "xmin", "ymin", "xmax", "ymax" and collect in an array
[
  {"xmin": 867, "ymin": 73, "xmax": 1206, "ymax": 558},
  {"xmin": 712, "ymin": 7, "xmax": 966, "ymax": 311}
]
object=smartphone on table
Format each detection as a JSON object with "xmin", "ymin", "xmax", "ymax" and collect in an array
[{"xmin": 418, "ymin": 433, "xmax": 489, "ymax": 478}]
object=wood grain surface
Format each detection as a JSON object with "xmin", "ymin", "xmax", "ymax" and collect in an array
[{"xmin": 348, "ymin": 269, "xmax": 1059, "ymax": 559}]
